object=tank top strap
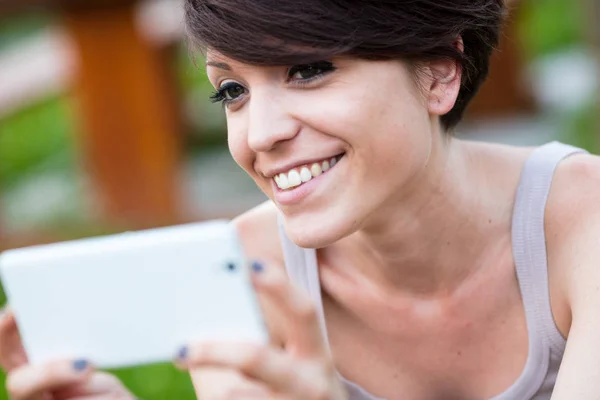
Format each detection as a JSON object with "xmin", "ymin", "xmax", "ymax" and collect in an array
[
  {"xmin": 277, "ymin": 213, "xmax": 312, "ymax": 290},
  {"xmin": 511, "ymin": 141, "xmax": 588, "ymax": 353},
  {"xmin": 276, "ymin": 213, "xmax": 329, "ymax": 339}
]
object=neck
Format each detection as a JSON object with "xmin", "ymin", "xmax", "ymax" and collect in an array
[{"xmin": 341, "ymin": 138, "xmax": 517, "ymax": 297}]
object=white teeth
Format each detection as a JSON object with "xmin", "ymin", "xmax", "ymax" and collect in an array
[
  {"xmin": 300, "ymin": 167, "xmax": 312, "ymax": 183},
  {"xmin": 274, "ymin": 155, "xmax": 343, "ymax": 190},
  {"xmin": 278, "ymin": 173, "xmax": 289, "ymax": 190},
  {"xmin": 288, "ymin": 169, "xmax": 301, "ymax": 187},
  {"xmin": 310, "ymin": 163, "xmax": 322, "ymax": 177}
]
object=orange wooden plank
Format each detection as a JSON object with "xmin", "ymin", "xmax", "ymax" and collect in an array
[
  {"xmin": 62, "ymin": 3, "xmax": 183, "ymax": 228},
  {"xmin": 467, "ymin": 1, "xmax": 536, "ymax": 118}
]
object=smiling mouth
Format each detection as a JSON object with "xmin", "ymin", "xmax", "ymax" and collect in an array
[{"xmin": 274, "ymin": 154, "xmax": 345, "ymax": 191}]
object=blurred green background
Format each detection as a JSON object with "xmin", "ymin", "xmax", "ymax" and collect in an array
[{"xmin": 0, "ymin": 0, "xmax": 596, "ymax": 398}]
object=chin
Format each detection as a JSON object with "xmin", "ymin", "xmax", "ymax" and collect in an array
[{"xmin": 281, "ymin": 210, "xmax": 358, "ymax": 249}]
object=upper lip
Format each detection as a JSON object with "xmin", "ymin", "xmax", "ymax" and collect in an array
[{"xmin": 261, "ymin": 154, "xmax": 343, "ymax": 178}]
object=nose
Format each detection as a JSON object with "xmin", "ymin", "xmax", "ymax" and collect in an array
[{"xmin": 246, "ymin": 91, "xmax": 300, "ymax": 152}]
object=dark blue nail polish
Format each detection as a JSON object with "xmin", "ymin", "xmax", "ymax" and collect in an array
[
  {"xmin": 176, "ymin": 346, "xmax": 188, "ymax": 360},
  {"xmin": 251, "ymin": 261, "xmax": 264, "ymax": 273},
  {"xmin": 72, "ymin": 359, "xmax": 88, "ymax": 371}
]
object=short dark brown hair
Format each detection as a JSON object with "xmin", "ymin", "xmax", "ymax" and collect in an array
[{"xmin": 184, "ymin": 0, "xmax": 506, "ymax": 130}]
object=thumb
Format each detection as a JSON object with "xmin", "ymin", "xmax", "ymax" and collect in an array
[
  {"xmin": 250, "ymin": 261, "xmax": 327, "ymax": 359},
  {"xmin": 0, "ymin": 308, "xmax": 28, "ymax": 372}
]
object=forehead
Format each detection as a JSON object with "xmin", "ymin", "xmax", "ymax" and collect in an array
[
  {"xmin": 205, "ymin": 42, "xmax": 343, "ymax": 70},
  {"xmin": 205, "ymin": 50, "xmax": 233, "ymax": 67},
  {"xmin": 205, "ymin": 50, "xmax": 263, "ymax": 73}
]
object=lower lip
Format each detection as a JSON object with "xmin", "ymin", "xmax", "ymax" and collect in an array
[{"xmin": 272, "ymin": 157, "xmax": 343, "ymax": 206}]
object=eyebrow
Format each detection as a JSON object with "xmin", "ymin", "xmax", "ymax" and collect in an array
[{"xmin": 206, "ymin": 61, "xmax": 232, "ymax": 70}]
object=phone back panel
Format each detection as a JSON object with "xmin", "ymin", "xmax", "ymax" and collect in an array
[{"xmin": 0, "ymin": 220, "xmax": 268, "ymax": 368}]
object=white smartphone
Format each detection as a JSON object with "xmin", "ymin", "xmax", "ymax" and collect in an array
[{"xmin": 0, "ymin": 220, "xmax": 268, "ymax": 369}]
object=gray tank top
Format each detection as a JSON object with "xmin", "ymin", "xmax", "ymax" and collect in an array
[{"xmin": 277, "ymin": 141, "xmax": 587, "ymax": 400}]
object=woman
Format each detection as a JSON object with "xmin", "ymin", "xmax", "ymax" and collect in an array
[{"xmin": 2, "ymin": 1, "xmax": 600, "ymax": 399}]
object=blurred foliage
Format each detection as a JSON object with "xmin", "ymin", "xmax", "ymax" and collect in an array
[
  {"xmin": 0, "ymin": 13, "xmax": 53, "ymax": 52},
  {"xmin": 175, "ymin": 45, "xmax": 228, "ymax": 149},
  {"xmin": 0, "ymin": 96, "xmax": 74, "ymax": 191},
  {"xmin": 0, "ymin": 363, "xmax": 196, "ymax": 400},
  {"xmin": 561, "ymin": 102, "xmax": 599, "ymax": 152},
  {"xmin": 176, "ymin": 46, "xmax": 212, "ymax": 95},
  {"xmin": 515, "ymin": 0, "xmax": 597, "ymax": 154},
  {"xmin": 518, "ymin": 0, "xmax": 587, "ymax": 59}
]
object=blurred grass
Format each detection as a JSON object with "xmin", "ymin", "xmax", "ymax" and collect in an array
[
  {"xmin": 0, "ymin": 364, "xmax": 196, "ymax": 400},
  {"xmin": 111, "ymin": 364, "xmax": 197, "ymax": 400}
]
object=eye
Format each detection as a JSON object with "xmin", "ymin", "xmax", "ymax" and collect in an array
[
  {"xmin": 209, "ymin": 81, "xmax": 246, "ymax": 104},
  {"xmin": 288, "ymin": 61, "xmax": 336, "ymax": 82}
]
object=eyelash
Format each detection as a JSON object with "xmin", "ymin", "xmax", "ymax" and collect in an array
[
  {"xmin": 209, "ymin": 82, "xmax": 243, "ymax": 105},
  {"xmin": 209, "ymin": 61, "xmax": 336, "ymax": 107}
]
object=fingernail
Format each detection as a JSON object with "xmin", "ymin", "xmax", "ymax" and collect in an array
[
  {"xmin": 72, "ymin": 359, "xmax": 88, "ymax": 372},
  {"xmin": 176, "ymin": 346, "xmax": 188, "ymax": 360},
  {"xmin": 251, "ymin": 261, "xmax": 264, "ymax": 273}
]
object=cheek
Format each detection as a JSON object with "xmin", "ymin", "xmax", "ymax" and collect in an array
[
  {"xmin": 299, "ymin": 81, "xmax": 430, "ymax": 165},
  {"xmin": 225, "ymin": 116, "xmax": 252, "ymax": 172},
  {"xmin": 297, "ymin": 85, "xmax": 432, "ymax": 218},
  {"xmin": 226, "ymin": 116, "xmax": 273, "ymax": 193}
]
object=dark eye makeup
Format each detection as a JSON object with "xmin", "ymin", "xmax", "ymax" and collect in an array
[
  {"xmin": 209, "ymin": 60, "xmax": 336, "ymax": 106},
  {"xmin": 209, "ymin": 82, "xmax": 246, "ymax": 104},
  {"xmin": 288, "ymin": 60, "xmax": 336, "ymax": 82}
]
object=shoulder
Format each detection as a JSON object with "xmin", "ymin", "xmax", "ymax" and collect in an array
[
  {"xmin": 546, "ymin": 151, "xmax": 600, "ymax": 243},
  {"xmin": 545, "ymin": 151, "xmax": 600, "ymax": 333},
  {"xmin": 542, "ymin": 151, "xmax": 600, "ymax": 394},
  {"xmin": 232, "ymin": 200, "xmax": 285, "ymax": 267},
  {"xmin": 548, "ymin": 151, "xmax": 600, "ymax": 220}
]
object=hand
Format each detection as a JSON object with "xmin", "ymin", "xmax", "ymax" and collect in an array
[
  {"xmin": 0, "ymin": 308, "xmax": 135, "ymax": 400},
  {"xmin": 175, "ymin": 261, "xmax": 348, "ymax": 400}
]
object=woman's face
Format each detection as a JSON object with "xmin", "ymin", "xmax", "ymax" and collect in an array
[{"xmin": 206, "ymin": 54, "xmax": 448, "ymax": 248}]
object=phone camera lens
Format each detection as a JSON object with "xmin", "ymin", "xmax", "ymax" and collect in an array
[{"xmin": 226, "ymin": 262, "xmax": 237, "ymax": 272}]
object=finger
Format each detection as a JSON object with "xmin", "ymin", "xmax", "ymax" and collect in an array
[
  {"xmin": 51, "ymin": 372, "xmax": 131, "ymax": 398},
  {"xmin": 176, "ymin": 342, "xmax": 315, "ymax": 396},
  {"xmin": 190, "ymin": 367, "xmax": 271, "ymax": 399},
  {"xmin": 179, "ymin": 342, "xmax": 335, "ymax": 400},
  {"xmin": 0, "ymin": 307, "xmax": 28, "ymax": 371},
  {"xmin": 250, "ymin": 261, "xmax": 326, "ymax": 358},
  {"xmin": 6, "ymin": 359, "xmax": 93, "ymax": 400}
]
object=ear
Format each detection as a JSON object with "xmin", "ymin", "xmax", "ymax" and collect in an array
[{"xmin": 425, "ymin": 37, "xmax": 463, "ymax": 116}]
